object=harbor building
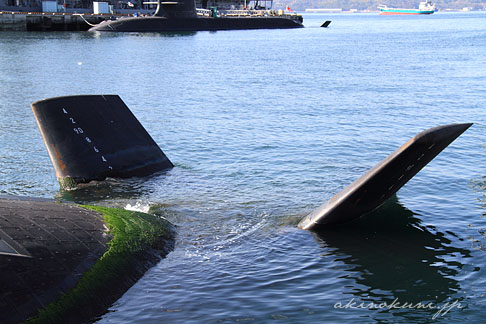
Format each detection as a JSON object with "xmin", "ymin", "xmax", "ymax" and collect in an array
[{"xmin": 0, "ymin": 0, "xmax": 273, "ymax": 11}]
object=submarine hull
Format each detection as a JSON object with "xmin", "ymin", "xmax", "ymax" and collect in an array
[
  {"xmin": 0, "ymin": 195, "xmax": 110, "ymax": 323},
  {"xmin": 89, "ymin": 16, "xmax": 303, "ymax": 32},
  {"xmin": 0, "ymin": 195, "xmax": 175, "ymax": 323}
]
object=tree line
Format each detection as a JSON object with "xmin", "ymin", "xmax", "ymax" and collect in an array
[{"xmin": 274, "ymin": 0, "xmax": 486, "ymax": 11}]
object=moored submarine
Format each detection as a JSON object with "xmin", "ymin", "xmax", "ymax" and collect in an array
[
  {"xmin": 0, "ymin": 94, "xmax": 472, "ymax": 323},
  {"xmin": 88, "ymin": 0, "xmax": 304, "ymax": 32}
]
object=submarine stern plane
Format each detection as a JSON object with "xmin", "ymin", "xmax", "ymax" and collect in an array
[
  {"xmin": 299, "ymin": 123, "xmax": 472, "ymax": 230},
  {"xmin": 31, "ymin": 95, "xmax": 472, "ymax": 230}
]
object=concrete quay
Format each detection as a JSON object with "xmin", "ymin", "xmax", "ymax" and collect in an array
[{"xmin": 0, "ymin": 11, "xmax": 116, "ymax": 31}]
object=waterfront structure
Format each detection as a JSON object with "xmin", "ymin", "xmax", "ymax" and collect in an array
[
  {"xmin": 0, "ymin": 11, "xmax": 109, "ymax": 31},
  {"xmin": 0, "ymin": 0, "xmax": 263, "ymax": 12},
  {"xmin": 88, "ymin": 0, "xmax": 303, "ymax": 32},
  {"xmin": 195, "ymin": 0, "xmax": 276, "ymax": 9},
  {"xmin": 1, "ymin": 0, "xmax": 297, "ymax": 31}
]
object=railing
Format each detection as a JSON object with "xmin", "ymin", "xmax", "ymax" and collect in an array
[
  {"xmin": 196, "ymin": 8, "xmax": 211, "ymax": 16},
  {"xmin": 2, "ymin": 9, "xmax": 300, "ymax": 19},
  {"xmin": 196, "ymin": 9, "xmax": 300, "ymax": 18},
  {"xmin": 0, "ymin": 11, "xmax": 131, "ymax": 16}
]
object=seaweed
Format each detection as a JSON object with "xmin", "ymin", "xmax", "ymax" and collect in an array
[{"xmin": 25, "ymin": 205, "xmax": 175, "ymax": 324}]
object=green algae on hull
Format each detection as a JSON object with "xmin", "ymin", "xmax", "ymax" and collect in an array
[
  {"xmin": 58, "ymin": 176, "xmax": 78, "ymax": 190},
  {"xmin": 25, "ymin": 205, "xmax": 175, "ymax": 324}
]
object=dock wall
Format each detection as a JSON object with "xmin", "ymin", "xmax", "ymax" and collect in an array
[{"xmin": 0, "ymin": 12, "xmax": 113, "ymax": 31}]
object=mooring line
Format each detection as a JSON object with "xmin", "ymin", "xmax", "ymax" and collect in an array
[{"xmin": 73, "ymin": 14, "xmax": 99, "ymax": 27}]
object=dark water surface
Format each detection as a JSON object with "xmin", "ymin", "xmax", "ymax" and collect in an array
[{"xmin": 1, "ymin": 12, "xmax": 486, "ymax": 323}]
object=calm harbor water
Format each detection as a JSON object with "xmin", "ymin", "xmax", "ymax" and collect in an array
[{"xmin": 1, "ymin": 11, "xmax": 486, "ymax": 323}]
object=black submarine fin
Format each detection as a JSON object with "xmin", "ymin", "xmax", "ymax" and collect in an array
[
  {"xmin": 299, "ymin": 123, "xmax": 472, "ymax": 231},
  {"xmin": 321, "ymin": 21, "xmax": 331, "ymax": 28},
  {"xmin": 31, "ymin": 95, "xmax": 173, "ymax": 189}
]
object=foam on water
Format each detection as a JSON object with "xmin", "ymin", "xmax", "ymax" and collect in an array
[{"xmin": 124, "ymin": 201, "xmax": 151, "ymax": 213}]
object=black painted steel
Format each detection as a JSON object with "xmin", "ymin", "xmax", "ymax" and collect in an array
[
  {"xmin": 88, "ymin": 0, "xmax": 303, "ymax": 32},
  {"xmin": 160, "ymin": 0, "xmax": 197, "ymax": 18},
  {"xmin": 299, "ymin": 123, "xmax": 472, "ymax": 231},
  {"xmin": 321, "ymin": 21, "xmax": 331, "ymax": 27},
  {"xmin": 89, "ymin": 16, "xmax": 303, "ymax": 32},
  {"xmin": 32, "ymin": 95, "xmax": 173, "ymax": 189},
  {"xmin": 0, "ymin": 195, "xmax": 110, "ymax": 324}
]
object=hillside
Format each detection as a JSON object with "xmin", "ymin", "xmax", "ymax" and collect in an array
[{"xmin": 273, "ymin": 0, "xmax": 486, "ymax": 11}]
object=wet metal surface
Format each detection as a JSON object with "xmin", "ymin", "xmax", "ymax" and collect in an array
[
  {"xmin": 0, "ymin": 195, "xmax": 110, "ymax": 324},
  {"xmin": 299, "ymin": 123, "xmax": 473, "ymax": 230},
  {"xmin": 31, "ymin": 95, "xmax": 173, "ymax": 189}
]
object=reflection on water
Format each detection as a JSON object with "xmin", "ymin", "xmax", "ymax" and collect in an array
[
  {"xmin": 56, "ymin": 171, "xmax": 171, "ymax": 204},
  {"xmin": 57, "ymin": 178, "xmax": 145, "ymax": 204},
  {"xmin": 471, "ymin": 176, "xmax": 486, "ymax": 252},
  {"xmin": 91, "ymin": 31, "xmax": 199, "ymax": 38},
  {"xmin": 314, "ymin": 196, "xmax": 472, "ymax": 321},
  {"xmin": 0, "ymin": 30, "xmax": 198, "ymax": 42}
]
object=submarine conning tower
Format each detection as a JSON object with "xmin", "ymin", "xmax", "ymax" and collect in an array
[{"xmin": 153, "ymin": 0, "xmax": 197, "ymax": 18}]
